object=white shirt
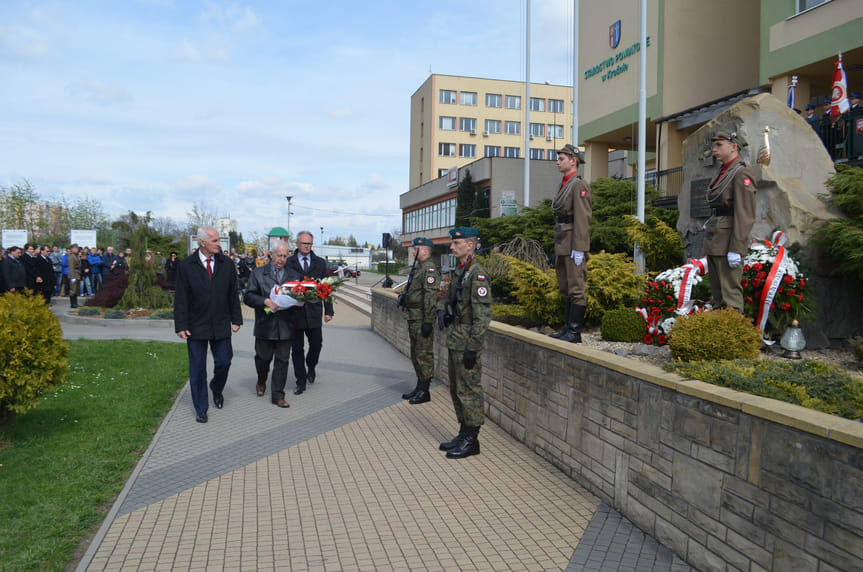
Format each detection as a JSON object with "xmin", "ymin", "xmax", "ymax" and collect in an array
[{"xmin": 198, "ymin": 251, "xmax": 215, "ymax": 275}]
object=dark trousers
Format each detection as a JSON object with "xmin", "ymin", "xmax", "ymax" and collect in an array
[
  {"xmin": 186, "ymin": 337, "xmax": 233, "ymax": 414},
  {"xmin": 291, "ymin": 327, "xmax": 323, "ymax": 387},
  {"xmin": 255, "ymin": 338, "xmax": 292, "ymax": 400}
]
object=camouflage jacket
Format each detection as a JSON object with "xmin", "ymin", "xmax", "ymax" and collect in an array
[
  {"xmin": 405, "ymin": 257, "xmax": 440, "ymax": 323},
  {"xmin": 443, "ymin": 259, "xmax": 492, "ymax": 352}
]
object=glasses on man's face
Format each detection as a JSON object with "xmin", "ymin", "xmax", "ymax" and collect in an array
[{"xmin": 298, "ymin": 242, "xmax": 313, "ymax": 246}]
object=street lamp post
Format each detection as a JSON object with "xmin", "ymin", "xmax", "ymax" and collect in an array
[
  {"xmin": 285, "ymin": 195, "xmax": 293, "ymax": 242},
  {"xmin": 320, "ymin": 226, "xmax": 324, "ymax": 245}
]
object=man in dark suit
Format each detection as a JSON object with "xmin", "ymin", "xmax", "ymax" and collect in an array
[
  {"xmin": 285, "ymin": 230, "xmax": 333, "ymax": 395},
  {"xmin": 174, "ymin": 226, "xmax": 243, "ymax": 423},
  {"xmin": 36, "ymin": 245, "xmax": 56, "ymax": 302},
  {"xmin": 1, "ymin": 246, "xmax": 26, "ymax": 293},
  {"xmin": 243, "ymin": 241, "xmax": 296, "ymax": 408}
]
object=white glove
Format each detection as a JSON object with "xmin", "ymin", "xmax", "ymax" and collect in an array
[
  {"xmin": 571, "ymin": 250, "xmax": 585, "ymax": 266},
  {"xmin": 727, "ymin": 252, "xmax": 741, "ymax": 269}
]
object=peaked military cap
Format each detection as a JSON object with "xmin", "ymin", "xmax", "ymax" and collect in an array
[
  {"xmin": 805, "ymin": 104, "xmax": 815, "ymax": 111},
  {"xmin": 412, "ymin": 237, "xmax": 433, "ymax": 247},
  {"xmin": 712, "ymin": 130, "xmax": 748, "ymax": 147},
  {"xmin": 449, "ymin": 227, "xmax": 479, "ymax": 239},
  {"xmin": 558, "ymin": 143, "xmax": 584, "ymax": 164}
]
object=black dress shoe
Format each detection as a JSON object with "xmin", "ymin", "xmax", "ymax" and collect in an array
[
  {"xmin": 293, "ymin": 385, "xmax": 305, "ymax": 395},
  {"xmin": 213, "ymin": 393, "xmax": 224, "ymax": 409},
  {"xmin": 446, "ymin": 435, "xmax": 480, "ymax": 459},
  {"xmin": 195, "ymin": 412, "xmax": 208, "ymax": 423},
  {"xmin": 408, "ymin": 390, "xmax": 430, "ymax": 404},
  {"xmin": 307, "ymin": 369, "xmax": 316, "ymax": 384}
]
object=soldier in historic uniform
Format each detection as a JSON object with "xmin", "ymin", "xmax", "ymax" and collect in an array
[
  {"xmin": 703, "ymin": 130, "xmax": 757, "ymax": 312},
  {"xmin": 550, "ymin": 143, "xmax": 592, "ymax": 343},
  {"xmin": 399, "ymin": 237, "xmax": 440, "ymax": 404},
  {"xmin": 437, "ymin": 227, "xmax": 491, "ymax": 459}
]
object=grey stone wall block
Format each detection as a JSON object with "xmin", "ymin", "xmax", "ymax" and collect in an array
[
  {"xmin": 672, "ymin": 454, "xmax": 723, "ymax": 517},
  {"xmin": 725, "ymin": 528, "xmax": 773, "ymax": 569},
  {"xmin": 723, "ymin": 477, "xmax": 771, "ymax": 510},
  {"xmin": 687, "ymin": 506, "xmax": 727, "ymax": 540},
  {"xmin": 706, "ymin": 532, "xmax": 752, "ymax": 571},
  {"xmin": 692, "ymin": 443, "xmax": 735, "ymax": 474},
  {"xmin": 685, "ymin": 539, "xmax": 726, "ymax": 572},
  {"xmin": 804, "ymin": 533, "xmax": 863, "ymax": 572},
  {"xmin": 762, "ymin": 424, "xmax": 834, "ymax": 496}
]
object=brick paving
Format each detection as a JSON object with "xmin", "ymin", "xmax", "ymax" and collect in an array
[{"xmin": 58, "ymin": 297, "xmax": 692, "ymax": 571}]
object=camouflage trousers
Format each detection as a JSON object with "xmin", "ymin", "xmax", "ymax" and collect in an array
[
  {"xmin": 408, "ymin": 320, "xmax": 435, "ymax": 383},
  {"xmin": 447, "ymin": 348, "xmax": 485, "ymax": 428}
]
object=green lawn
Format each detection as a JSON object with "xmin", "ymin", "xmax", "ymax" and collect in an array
[{"xmin": 0, "ymin": 339, "xmax": 188, "ymax": 571}]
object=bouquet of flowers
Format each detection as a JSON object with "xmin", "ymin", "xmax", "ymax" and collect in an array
[
  {"xmin": 635, "ymin": 258, "xmax": 710, "ymax": 346},
  {"xmin": 266, "ymin": 276, "xmax": 344, "ymax": 313}
]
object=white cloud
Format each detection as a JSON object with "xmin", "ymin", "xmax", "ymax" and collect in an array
[
  {"xmin": 201, "ymin": 1, "xmax": 263, "ymax": 35},
  {"xmin": 66, "ymin": 79, "xmax": 133, "ymax": 106},
  {"xmin": 172, "ymin": 38, "xmax": 200, "ymax": 61}
]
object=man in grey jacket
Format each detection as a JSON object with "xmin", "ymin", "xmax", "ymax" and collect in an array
[{"xmin": 243, "ymin": 241, "xmax": 296, "ymax": 408}]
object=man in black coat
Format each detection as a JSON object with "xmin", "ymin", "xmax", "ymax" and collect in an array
[
  {"xmin": 1, "ymin": 246, "xmax": 26, "ymax": 293},
  {"xmin": 243, "ymin": 241, "xmax": 296, "ymax": 408},
  {"xmin": 174, "ymin": 227, "xmax": 243, "ymax": 423},
  {"xmin": 36, "ymin": 245, "xmax": 56, "ymax": 302},
  {"xmin": 285, "ymin": 230, "xmax": 333, "ymax": 395}
]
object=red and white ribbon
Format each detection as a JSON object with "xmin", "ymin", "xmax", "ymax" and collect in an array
[
  {"xmin": 677, "ymin": 257, "xmax": 707, "ymax": 309},
  {"xmin": 749, "ymin": 231, "xmax": 788, "ymax": 333}
]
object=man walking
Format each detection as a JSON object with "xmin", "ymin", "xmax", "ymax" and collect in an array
[
  {"xmin": 550, "ymin": 143, "xmax": 592, "ymax": 343},
  {"xmin": 285, "ymin": 231, "xmax": 333, "ymax": 394},
  {"xmin": 174, "ymin": 227, "xmax": 243, "ymax": 423},
  {"xmin": 703, "ymin": 130, "xmax": 757, "ymax": 312},
  {"xmin": 399, "ymin": 237, "xmax": 440, "ymax": 404},
  {"xmin": 437, "ymin": 227, "xmax": 491, "ymax": 459},
  {"xmin": 243, "ymin": 241, "xmax": 295, "ymax": 408}
]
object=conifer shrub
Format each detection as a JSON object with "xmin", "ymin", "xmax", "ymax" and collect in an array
[
  {"xmin": 77, "ymin": 307, "xmax": 101, "ymax": 316},
  {"xmin": 148, "ymin": 309, "xmax": 173, "ymax": 320},
  {"xmin": 600, "ymin": 308, "xmax": 647, "ymax": 343},
  {"xmin": 505, "ymin": 256, "xmax": 564, "ymax": 327},
  {"xmin": 585, "ymin": 251, "xmax": 647, "ymax": 327},
  {"xmin": 668, "ymin": 309, "xmax": 762, "ymax": 362},
  {"xmin": 85, "ymin": 274, "xmax": 129, "ymax": 308},
  {"xmin": 103, "ymin": 309, "xmax": 126, "ymax": 319},
  {"xmin": 0, "ymin": 292, "xmax": 68, "ymax": 423}
]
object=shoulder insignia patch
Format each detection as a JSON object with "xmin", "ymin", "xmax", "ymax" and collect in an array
[
  {"xmin": 744, "ymin": 178, "xmax": 751, "ymax": 186},
  {"xmin": 580, "ymin": 189, "xmax": 587, "ymax": 197},
  {"xmin": 477, "ymin": 286, "xmax": 488, "ymax": 297},
  {"xmin": 426, "ymin": 276, "xmax": 435, "ymax": 284},
  {"xmin": 477, "ymin": 274, "xmax": 486, "ymax": 281},
  {"xmin": 427, "ymin": 267, "xmax": 435, "ymax": 272}
]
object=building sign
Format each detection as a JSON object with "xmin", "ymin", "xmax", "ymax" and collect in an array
[
  {"xmin": 585, "ymin": 34, "xmax": 651, "ymax": 83},
  {"xmin": 500, "ymin": 190, "xmax": 518, "ymax": 216},
  {"xmin": 71, "ymin": 230, "xmax": 97, "ymax": 248},
  {"xmin": 2, "ymin": 229, "xmax": 27, "ymax": 249},
  {"xmin": 609, "ymin": 20, "xmax": 621, "ymax": 49},
  {"xmin": 446, "ymin": 166, "xmax": 458, "ymax": 188}
]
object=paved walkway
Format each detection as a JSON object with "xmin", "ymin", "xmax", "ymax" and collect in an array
[{"xmin": 58, "ymin": 296, "xmax": 691, "ymax": 571}]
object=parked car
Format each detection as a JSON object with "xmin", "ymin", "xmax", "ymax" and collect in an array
[{"xmin": 326, "ymin": 263, "xmax": 359, "ymax": 278}]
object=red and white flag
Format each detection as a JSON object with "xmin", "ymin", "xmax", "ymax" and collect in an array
[{"xmin": 829, "ymin": 53, "xmax": 850, "ymax": 118}]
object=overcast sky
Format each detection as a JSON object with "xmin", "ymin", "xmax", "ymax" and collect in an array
[{"xmin": 1, "ymin": 0, "xmax": 576, "ymax": 246}]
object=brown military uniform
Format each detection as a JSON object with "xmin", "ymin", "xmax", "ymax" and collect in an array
[
  {"xmin": 703, "ymin": 157, "xmax": 757, "ymax": 311},
  {"xmin": 552, "ymin": 172, "xmax": 592, "ymax": 304}
]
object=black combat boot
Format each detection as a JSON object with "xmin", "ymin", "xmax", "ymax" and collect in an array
[
  {"xmin": 558, "ymin": 303, "xmax": 585, "ymax": 343},
  {"xmin": 439, "ymin": 424, "xmax": 465, "ymax": 451},
  {"xmin": 402, "ymin": 379, "xmax": 421, "ymax": 400},
  {"xmin": 446, "ymin": 426, "xmax": 480, "ymax": 459},
  {"xmin": 408, "ymin": 379, "xmax": 431, "ymax": 404},
  {"xmin": 549, "ymin": 302, "xmax": 571, "ymax": 339},
  {"xmin": 70, "ymin": 295, "xmax": 79, "ymax": 309}
]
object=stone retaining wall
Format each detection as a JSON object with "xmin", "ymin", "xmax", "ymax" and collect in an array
[{"xmin": 372, "ymin": 288, "xmax": 863, "ymax": 572}]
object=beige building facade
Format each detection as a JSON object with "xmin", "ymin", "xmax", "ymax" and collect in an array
[
  {"xmin": 579, "ymin": 0, "xmax": 863, "ymax": 190},
  {"xmin": 409, "ymin": 75, "xmax": 573, "ymax": 190}
]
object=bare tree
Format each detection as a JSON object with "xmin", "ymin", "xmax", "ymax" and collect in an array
[{"xmin": 186, "ymin": 200, "xmax": 218, "ymax": 234}]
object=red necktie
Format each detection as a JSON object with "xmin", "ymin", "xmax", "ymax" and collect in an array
[
  {"xmin": 303, "ymin": 257, "xmax": 309, "ymax": 274},
  {"xmin": 206, "ymin": 258, "xmax": 213, "ymax": 280}
]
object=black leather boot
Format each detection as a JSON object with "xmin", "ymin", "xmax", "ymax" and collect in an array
[
  {"xmin": 549, "ymin": 302, "xmax": 571, "ymax": 339},
  {"xmin": 402, "ymin": 379, "xmax": 420, "ymax": 399},
  {"xmin": 446, "ymin": 426, "xmax": 480, "ymax": 459},
  {"xmin": 70, "ymin": 295, "xmax": 79, "ymax": 309},
  {"xmin": 439, "ymin": 424, "xmax": 465, "ymax": 451},
  {"xmin": 408, "ymin": 380, "xmax": 431, "ymax": 404},
  {"xmin": 559, "ymin": 303, "xmax": 585, "ymax": 343}
]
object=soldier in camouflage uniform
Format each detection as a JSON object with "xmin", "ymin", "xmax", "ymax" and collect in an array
[
  {"xmin": 399, "ymin": 237, "xmax": 440, "ymax": 404},
  {"xmin": 437, "ymin": 227, "xmax": 491, "ymax": 459}
]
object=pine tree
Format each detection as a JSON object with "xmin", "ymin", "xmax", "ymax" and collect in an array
[{"xmin": 455, "ymin": 170, "xmax": 476, "ymax": 226}]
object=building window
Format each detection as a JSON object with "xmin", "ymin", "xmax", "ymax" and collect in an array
[
  {"xmin": 505, "ymin": 95, "xmax": 521, "ymax": 110},
  {"xmin": 484, "ymin": 119, "xmax": 501, "ymax": 134},
  {"xmin": 460, "ymin": 91, "xmax": 477, "ymax": 106},
  {"xmin": 485, "ymin": 93, "xmax": 502, "ymax": 108},
  {"xmin": 440, "ymin": 89, "xmax": 457, "ymax": 104},
  {"xmin": 504, "ymin": 147, "xmax": 520, "ymax": 158},
  {"xmin": 439, "ymin": 116, "xmax": 456, "ymax": 130},
  {"xmin": 484, "ymin": 145, "xmax": 500, "ymax": 157},
  {"xmin": 529, "ymin": 97, "xmax": 545, "ymax": 112},
  {"xmin": 529, "ymin": 123, "xmax": 545, "ymax": 137},
  {"xmin": 548, "ymin": 124, "xmax": 564, "ymax": 139},
  {"xmin": 529, "ymin": 148, "xmax": 544, "ymax": 160},
  {"xmin": 437, "ymin": 169, "xmax": 449, "ymax": 178},
  {"xmin": 797, "ymin": 0, "xmax": 829, "ymax": 12},
  {"xmin": 460, "ymin": 144, "xmax": 476, "ymax": 158},
  {"xmin": 460, "ymin": 117, "xmax": 477, "ymax": 132},
  {"xmin": 548, "ymin": 150, "xmax": 558, "ymax": 161},
  {"xmin": 439, "ymin": 143, "xmax": 456, "ymax": 157},
  {"xmin": 548, "ymin": 99, "xmax": 564, "ymax": 113},
  {"xmin": 504, "ymin": 121, "xmax": 520, "ymax": 135}
]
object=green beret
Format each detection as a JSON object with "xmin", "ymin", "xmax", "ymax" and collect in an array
[
  {"xmin": 412, "ymin": 237, "xmax": 433, "ymax": 248},
  {"xmin": 712, "ymin": 130, "xmax": 748, "ymax": 147},
  {"xmin": 449, "ymin": 227, "xmax": 479, "ymax": 239},
  {"xmin": 558, "ymin": 143, "xmax": 584, "ymax": 164}
]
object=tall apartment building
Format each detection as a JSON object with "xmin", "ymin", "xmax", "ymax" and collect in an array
[{"xmin": 409, "ymin": 75, "xmax": 573, "ymax": 189}]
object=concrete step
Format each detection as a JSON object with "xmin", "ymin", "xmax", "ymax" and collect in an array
[{"xmin": 335, "ymin": 283, "xmax": 372, "ymax": 317}]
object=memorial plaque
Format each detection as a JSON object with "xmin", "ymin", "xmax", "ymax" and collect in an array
[{"xmin": 690, "ymin": 178, "xmax": 712, "ymax": 219}]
